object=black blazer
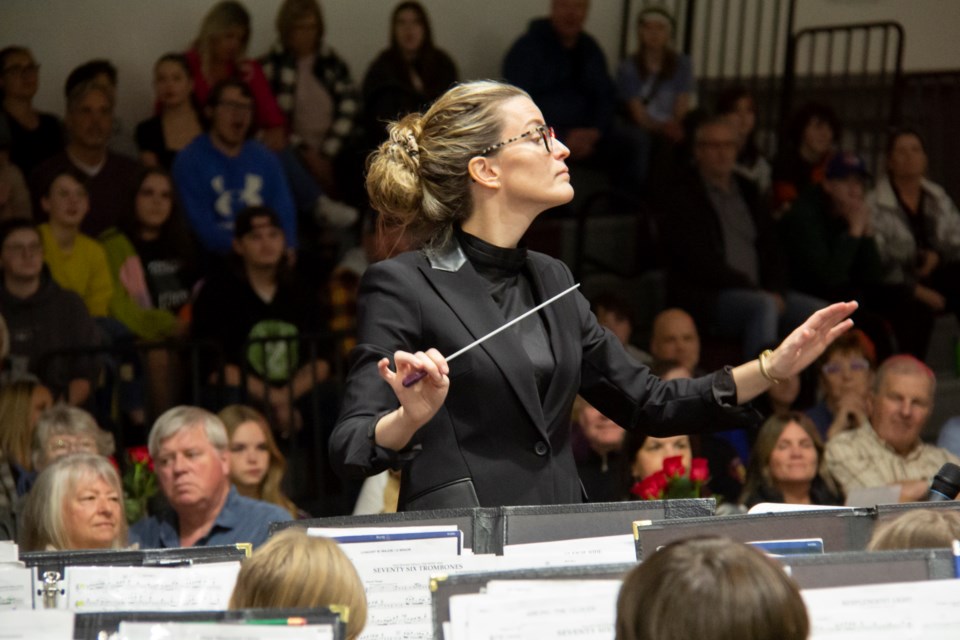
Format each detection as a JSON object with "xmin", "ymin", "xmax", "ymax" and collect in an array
[{"xmin": 329, "ymin": 237, "xmax": 758, "ymax": 510}]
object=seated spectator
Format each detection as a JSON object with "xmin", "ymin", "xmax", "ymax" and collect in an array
[
  {"xmin": 191, "ymin": 206, "xmax": 327, "ymax": 434},
  {"xmin": 824, "ymin": 355, "xmax": 960, "ymax": 502},
  {"xmin": 867, "ymin": 509, "xmax": 960, "ymax": 551},
  {"xmin": 136, "ymin": 53, "xmax": 203, "ymax": 170},
  {"xmin": 19, "ymin": 453, "xmax": 127, "ymax": 551},
  {"xmin": 740, "ymin": 412, "xmax": 842, "ymax": 509},
  {"xmin": 31, "ymin": 404, "xmax": 113, "ymax": 473},
  {"xmin": 130, "ymin": 405, "xmax": 292, "ymax": 548},
  {"xmin": 623, "ymin": 429, "xmax": 692, "ymax": 491},
  {"xmin": 0, "ymin": 219, "xmax": 99, "ymax": 404},
  {"xmin": 573, "ymin": 396, "xmax": 625, "ymax": 503},
  {"xmin": 219, "ymin": 404, "xmax": 302, "ymax": 518},
  {"xmin": 591, "ymin": 291, "xmax": 652, "ymax": 364},
  {"xmin": 715, "ymin": 85, "xmax": 772, "ymax": 196},
  {"xmin": 260, "ymin": 0, "xmax": 363, "ymax": 204},
  {"xmin": 0, "ymin": 46, "xmax": 64, "ymax": 176},
  {"xmin": 37, "ymin": 169, "xmax": 113, "ymax": 318},
  {"xmin": 28, "ymin": 77, "xmax": 139, "ymax": 236},
  {"xmin": 805, "ymin": 329, "xmax": 876, "ymax": 441},
  {"xmin": 754, "ymin": 373, "xmax": 801, "ymax": 420},
  {"xmin": 503, "ymin": 0, "xmax": 641, "ymax": 195},
  {"xmin": 771, "ymin": 101, "xmax": 840, "ymax": 212},
  {"xmin": 0, "ymin": 379, "xmax": 53, "ymax": 500},
  {"xmin": 229, "ymin": 528, "xmax": 367, "ymax": 640},
  {"xmin": 780, "ymin": 151, "xmax": 919, "ymax": 357},
  {"xmin": 616, "ymin": 536, "xmax": 809, "ymax": 640},
  {"xmin": 616, "ymin": 6, "xmax": 692, "ymax": 184},
  {"xmin": 0, "ymin": 115, "xmax": 30, "ymax": 221},
  {"xmin": 63, "ymin": 60, "xmax": 131, "ymax": 156},
  {"xmin": 869, "ymin": 127, "xmax": 960, "ymax": 322},
  {"xmin": 362, "ymin": 1, "xmax": 458, "ymax": 150},
  {"xmin": 660, "ymin": 115, "xmax": 825, "ymax": 360},
  {"xmin": 186, "ymin": 1, "xmax": 286, "ymax": 149},
  {"xmin": 648, "ymin": 307, "xmax": 700, "ymax": 374},
  {"xmin": 173, "ymin": 79, "xmax": 297, "ymax": 257}
]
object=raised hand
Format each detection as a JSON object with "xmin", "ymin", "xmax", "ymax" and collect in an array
[{"xmin": 766, "ymin": 301, "xmax": 859, "ymax": 380}]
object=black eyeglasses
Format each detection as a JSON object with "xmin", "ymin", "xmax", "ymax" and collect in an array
[{"xmin": 480, "ymin": 124, "xmax": 555, "ymax": 156}]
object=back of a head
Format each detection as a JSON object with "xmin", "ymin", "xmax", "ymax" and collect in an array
[
  {"xmin": 365, "ymin": 80, "xmax": 529, "ymax": 248},
  {"xmin": 616, "ymin": 537, "xmax": 809, "ymax": 640},
  {"xmin": 230, "ymin": 529, "xmax": 367, "ymax": 639},
  {"xmin": 867, "ymin": 509, "xmax": 960, "ymax": 551}
]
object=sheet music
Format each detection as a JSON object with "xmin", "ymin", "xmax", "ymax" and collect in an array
[
  {"xmin": 308, "ymin": 526, "xmax": 462, "ymax": 561},
  {"xmin": 502, "ymin": 534, "xmax": 637, "ymax": 565},
  {"xmin": 0, "ymin": 541, "xmax": 19, "ymax": 563},
  {"xmin": 803, "ymin": 578, "xmax": 960, "ymax": 639},
  {"xmin": 0, "ymin": 567, "xmax": 32, "ymax": 610},
  {"xmin": 117, "ymin": 622, "xmax": 334, "ymax": 640},
  {"xmin": 447, "ymin": 580, "xmax": 621, "ymax": 640},
  {"xmin": 64, "ymin": 563, "xmax": 240, "ymax": 612},
  {"xmin": 0, "ymin": 609, "xmax": 73, "ymax": 639}
]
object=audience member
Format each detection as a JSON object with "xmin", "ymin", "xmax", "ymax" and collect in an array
[
  {"xmin": 824, "ymin": 355, "xmax": 960, "ymax": 502},
  {"xmin": 715, "ymin": 85, "xmax": 771, "ymax": 196},
  {"xmin": 0, "ymin": 219, "xmax": 99, "ymax": 404},
  {"xmin": 661, "ymin": 115, "xmax": 824, "ymax": 360},
  {"xmin": 0, "ymin": 118, "xmax": 31, "ymax": 220},
  {"xmin": 219, "ymin": 404, "xmax": 301, "ymax": 518},
  {"xmin": 867, "ymin": 509, "xmax": 960, "ymax": 551},
  {"xmin": 130, "ymin": 405, "xmax": 291, "ymax": 548},
  {"xmin": 648, "ymin": 308, "xmax": 700, "ymax": 374},
  {"xmin": 36, "ymin": 169, "xmax": 113, "ymax": 318},
  {"xmin": 591, "ymin": 291, "xmax": 652, "ymax": 364},
  {"xmin": 615, "ymin": 536, "xmax": 809, "ymax": 640},
  {"xmin": 740, "ymin": 412, "xmax": 842, "ymax": 509},
  {"xmin": 0, "ymin": 46, "xmax": 64, "ymax": 176},
  {"xmin": 616, "ymin": 6, "xmax": 693, "ymax": 184},
  {"xmin": 229, "ymin": 528, "xmax": 367, "ymax": 640},
  {"xmin": 190, "ymin": 206, "xmax": 327, "ymax": 434},
  {"xmin": 31, "ymin": 404, "xmax": 113, "ymax": 473},
  {"xmin": 0, "ymin": 379, "xmax": 52, "ymax": 486},
  {"xmin": 805, "ymin": 329, "xmax": 876, "ymax": 441},
  {"xmin": 136, "ymin": 53, "xmax": 203, "ymax": 170},
  {"xmin": 623, "ymin": 429, "xmax": 692, "ymax": 488},
  {"xmin": 63, "ymin": 59, "xmax": 118, "ymax": 104},
  {"xmin": 771, "ymin": 101, "xmax": 840, "ymax": 211},
  {"xmin": 755, "ymin": 373, "xmax": 801, "ymax": 419},
  {"xmin": 185, "ymin": 0, "xmax": 286, "ymax": 149},
  {"xmin": 869, "ymin": 127, "xmax": 960, "ymax": 321},
  {"xmin": 28, "ymin": 77, "xmax": 139, "ymax": 236},
  {"xmin": 173, "ymin": 79, "xmax": 297, "ymax": 257},
  {"xmin": 19, "ymin": 453, "xmax": 127, "ymax": 551},
  {"xmin": 503, "ymin": 0, "xmax": 640, "ymax": 194},
  {"xmin": 573, "ymin": 396, "xmax": 625, "ymax": 503},
  {"xmin": 260, "ymin": 0, "xmax": 363, "ymax": 205},
  {"xmin": 362, "ymin": 1, "xmax": 458, "ymax": 149}
]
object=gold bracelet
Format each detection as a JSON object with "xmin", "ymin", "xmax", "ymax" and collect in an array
[{"xmin": 758, "ymin": 349, "xmax": 782, "ymax": 384}]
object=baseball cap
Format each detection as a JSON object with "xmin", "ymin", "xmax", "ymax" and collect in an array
[{"xmin": 825, "ymin": 151, "xmax": 871, "ymax": 181}]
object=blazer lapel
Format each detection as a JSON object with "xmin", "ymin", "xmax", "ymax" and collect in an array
[{"xmin": 418, "ymin": 256, "xmax": 548, "ymax": 437}]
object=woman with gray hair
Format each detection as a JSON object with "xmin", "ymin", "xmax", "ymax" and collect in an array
[
  {"xmin": 19, "ymin": 453, "xmax": 128, "ymax": 551},
  {"xmin": 31, "ymin": 404, "xmax": 114, "ymax": 472}
]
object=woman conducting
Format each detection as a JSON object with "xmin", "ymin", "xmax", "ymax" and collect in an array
[{"xmin": 329, "ymin": 80, "xmax": 856, "ymax": 511}]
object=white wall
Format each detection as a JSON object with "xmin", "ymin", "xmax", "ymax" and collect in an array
[{"xmin": 0, "ymin": 0, "xmax": 956, "ymax": 138}]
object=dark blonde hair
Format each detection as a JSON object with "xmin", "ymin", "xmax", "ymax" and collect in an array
[
  {"xmin": 365, "ymin": 80, "xmax": 529, "ymax": 247},
  {"xmin": 867, "ymin": 509, "xmax": 960, "ymax": 551},
  {"xmin": 616, "ymin": 536, "xmax": 809, "ymax": 640},
  {"xmin": 218, "ymin": 404, "xmax": 297, "ymax": 518},
  {"xmin": 0, "ymin": 379, "xmax": 46, "ymax": 469},
  {"xmin": 275, "ymin": 0, "xmax": 325, "ymax": 48},
  {"xmin": 194, "ymin": 1, "xmax": 251, "ymax": 59},
  {"xmin": 229, "ymin": 529, "xmax": 367, "ymax": 639},
  {"xmin": 20, "ymin": 453, "xmax": 128, "ymax": 551},
  {"xmin": 740, "ymin": 412, "xmax": 824, "ymax": 503}
]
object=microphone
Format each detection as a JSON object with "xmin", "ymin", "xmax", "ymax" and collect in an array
[{"xmin": 926, "ymin": 462, "xmax": 960, "ymax": 501}]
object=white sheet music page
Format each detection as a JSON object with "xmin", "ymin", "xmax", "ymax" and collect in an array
[
  {"xmin": 803, "ymin": 578, "xmax": 960, "ymax": 639},
  {"xmin": 501, "ymin": 534, "xmax": 637, "ymax": 565},
  {"xmin": 0, "ymin": 566, "xmax": 32, "ymax": 610},
  {"xmin": 117, "ymin": 622, "xmax": 334, "ymax": 640},
  {"xmin": 64, "ymin": 562, "xmax": 240, "ymax": 612},
  {"xmin": 0, "ymin": 609, "xmax": 73, "ymax": 639}
]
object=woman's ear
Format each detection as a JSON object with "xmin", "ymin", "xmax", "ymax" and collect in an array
[{"xmin": 467, "ymin": 156, "xmax": 500, "ymax": 189}]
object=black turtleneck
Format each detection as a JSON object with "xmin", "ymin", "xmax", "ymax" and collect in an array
[{"xmin": 458, "ymin": 229, "xmax": 556, "ymax": 400}]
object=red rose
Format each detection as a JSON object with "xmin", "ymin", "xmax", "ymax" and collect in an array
[
  {"xmin": 648, "ymin": 470, "xmax": 668, "ymax": 492},
  {"xmin": 633, "ymin": 475, "xmax": 663, "ymax": 500},
  {"xmin": 128, "ymin": 446, "xmax": 153, "ymax": 471},
  {"xmin": 662, "ymin": 456, "xmax": 685, "ymax": 479},
  {"xmin": 690, "ymin": 457, "xmax": 710, "ymax": 482}
]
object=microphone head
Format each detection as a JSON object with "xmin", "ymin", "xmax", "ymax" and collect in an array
[{"xmin": 927, "ymin": 462, "xmax": 960, "ymax": 502}]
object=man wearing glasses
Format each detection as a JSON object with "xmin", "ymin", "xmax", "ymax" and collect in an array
[{"xmin": 172, "ymin": 79, "xmax": 296, "ymax": 259}]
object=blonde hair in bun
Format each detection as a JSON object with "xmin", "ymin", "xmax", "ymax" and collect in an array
[{"xmin": 365, "ymin": 80, "xmax": 530, "ymax": 247}]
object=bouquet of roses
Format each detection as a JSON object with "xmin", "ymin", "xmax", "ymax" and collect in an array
[
  {"xmin": 122, "ymin": 445, "xmax": 157, "ymax": 524},
  {"xmin": 631, "ymin": 455, "xmax": 709, "ymax": 500}
]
